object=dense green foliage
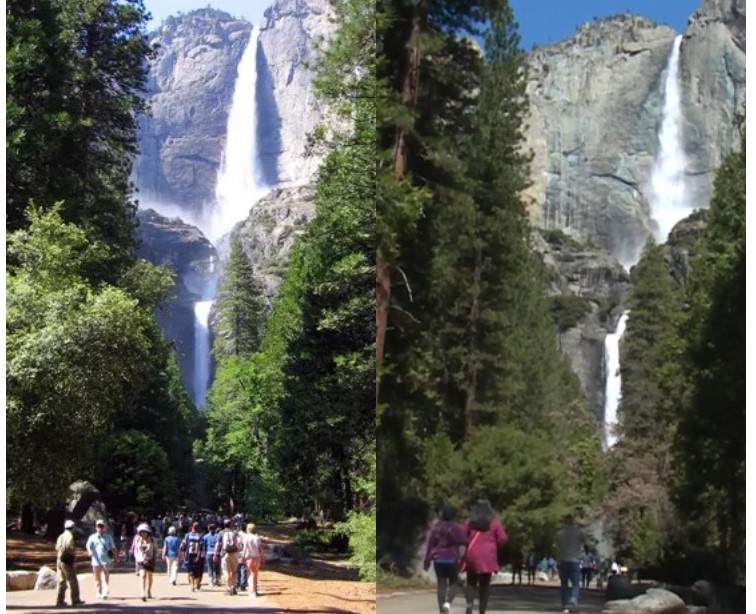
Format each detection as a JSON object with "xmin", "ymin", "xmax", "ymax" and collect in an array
[
  {"xmin": 613, "ymin": 126, "xmax": 745, "ymax": 582},
  {"xmin": 200, "ymin": 0, "xmax": 375, "ymax": 580},
  {"xmin": 376, "ymin": 0, "xmax": 602, "ymax": 572},
  {"xmin": 6, "ymin": 0, "xmax": 199, "ymax": 524}
]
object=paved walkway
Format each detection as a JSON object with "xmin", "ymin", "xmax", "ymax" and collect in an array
[
  {"xmin": 6, "ymin": 566, "xmax": 284, "ymax": 613},
  {"xmin": 376, "ymin": 584, "xmax": 608, "ymax": 614}
]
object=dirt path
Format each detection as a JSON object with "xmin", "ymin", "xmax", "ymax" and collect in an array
[{"xmin": 6, "ymin": 530, "xmax": 375, "ymax": 614}]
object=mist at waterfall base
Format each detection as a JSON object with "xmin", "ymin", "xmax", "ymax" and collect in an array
[{"xmin": 603, "ymin": 35, "xmax": 690, "ymax": 450}]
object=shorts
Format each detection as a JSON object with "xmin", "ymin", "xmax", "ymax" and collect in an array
[
  {"xmin": 137, "ymin": 561, "xmax": 155, "ymax": 572},
  {"xmin": 222, "ymin": 552, "xmax": 239, "ymax": 577}
]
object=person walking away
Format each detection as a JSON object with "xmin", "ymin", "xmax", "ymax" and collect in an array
[
  {"xmin": 86, "ymin": 519, "xmax": 116, "ymax": 600},
  {"xmin": 55, "ymin": 520, "xmax": 85, "ymax": 608},
  {"xmin": 526, "ymin": 553, "xmax": 536, "ymax": 584},
  {"xmin": 511, "ymin": 551, "xmax": 524, "ymax": 585},
  {"xmin": 236, "ymin": 526, "xmax": 249, "ymax": 593},
  {"xmin": 422, "ymin": 504, "xmax": 466, "ymax": 614},
  {"xmin": 134, "ymin": 524, "xmax": 157, "ymax": 601},
  {"xmin": 162, "ymin": 526, "xmax": 181, "ymax": 585},
  {"xmin": 548, "ymin": 556, "xmax": 557, "ymax": 580},
  {"xmin": 462, "ymin": 499, "xmax": 508, "ymax": 614},
  {"xmin": 242, "ymin": 523, "xmax": 266, "ymax": 598},
  {"xmin": 203, "ymin": 524, "xmax": 221, "ymax": 586},
  {"xmin": 181, "ymin": 522, "xmax": 207, "ymax": 591},
  {"xmin": 556, "ymin": 514, "xmax": 584, "ymax": 613},
  {"xmin": 214, "ymin": 518, "xmax": 242, "ymax": 595}
]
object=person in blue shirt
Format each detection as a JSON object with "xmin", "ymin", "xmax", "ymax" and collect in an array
[
  {"xmin": 86, "ymin": 519, "xmax": 117, "ymax": 600},
  {"xmin": 203, "ymin": 524, "xmax": 221, "ymax": 587},
  {"xmin": 162, "ymin": 526, "xmax": 182, "ymax": 585},
  {"xmin": 180, "ymin": 523, "xmax": 207, "ymax": 591}
]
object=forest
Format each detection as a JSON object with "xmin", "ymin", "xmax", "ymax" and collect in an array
[
  {"xmin": 7, "ymin": 0, "xmax": 376, "ymax": 580},
  {"xmin": 375, "ymin": 0, "xmax": 745, "ymax": 586}
]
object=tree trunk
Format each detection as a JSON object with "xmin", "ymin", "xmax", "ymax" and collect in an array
[
  {"xmin": 463, "ymin": 246, "xmax": 483, "ymax": 441},
  {"xmin": 21, "ymin": 503, "xmax": 34, "ymax": 535},
  {"xmin": 44, "ymin": 505, "xmax": 66, "ymax": 540},
  {"xmin": 376, "ymin": 2, "xmax": 425, "ymax": 403}
]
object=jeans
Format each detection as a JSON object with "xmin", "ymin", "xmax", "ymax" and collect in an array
[
  {"xmin": 237, "ymin": 561, "xmax": 248, "ymax": 589},
  {"xmin": 558, "ymin": 560, "xmax": 581, "ymax": 608},
  {"xmin": 433, "ymin": 561, "xmax": 458, "ymax": 611}
]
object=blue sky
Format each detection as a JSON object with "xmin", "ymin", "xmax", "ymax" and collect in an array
[{"xmin": 144, "ymin": 0, "xmax": 702, "ymax": 46}]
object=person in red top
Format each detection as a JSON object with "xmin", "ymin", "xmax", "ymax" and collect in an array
[
  {"xmin": 462, "ymin": 499, "xmax": 507, "ymax": 614},
  {"xmin": 423, "ymin": 504, "xmax": 467, "ymax": 614}
]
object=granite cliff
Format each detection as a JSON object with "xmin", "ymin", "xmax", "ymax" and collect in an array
[
  {"xmin": 135, "ymin": 0, "xmax": 332, "ymax": 217},
  {"xmin": 523, "ymin": 0, "xmax": 745, "ymax": 262}
]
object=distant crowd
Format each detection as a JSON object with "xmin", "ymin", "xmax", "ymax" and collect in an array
[{"xmin": 54, "ymin": 510, "xmax": 266, "ymax": 608}]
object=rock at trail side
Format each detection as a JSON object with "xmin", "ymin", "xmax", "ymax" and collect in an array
[
  {"xmin": 34, "ymin": 566, "xmax": 57, "ymax": 590},
  {"xmin": 7, "ymin": 570, "xmax": 38, "ymax": 591},
  {"xmin": 67, "ymin": 480, "xmax": 107, "ymax": 526},
  {"xmin": 606, "ymin": 574, "xmax": 636, "ymax": 600},
  {"xmin": 604, "ymin": 589, "xmax": 686, "ymax": 614}
]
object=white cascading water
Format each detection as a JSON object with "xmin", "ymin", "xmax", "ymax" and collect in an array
[
  {"xmin": 604, "ymin": 35, "xmax": 688, "ymax": 449},
  {"xmin": 191, "ymin": 26, "xmax": 268, "ymax": 407},
  {"xmin": 603, "ymin": 311, "xmax": 629, "ymax": 450},
  {"xmin": 210, "ymin": 25, "xmax": 267, "ymax": 242}
]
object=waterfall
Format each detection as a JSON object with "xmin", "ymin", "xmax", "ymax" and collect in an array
[
  {"xmin": 603, "ymin": 311, "xmax": 629, "ymax": 450},
  {"xmin": 604, "ymin": 36, "xmax": 688, "ymax": 449},
  {"xmin": 191, "ymin": 26, "xmax": 267, "ymax": 407},
  {"xmin": 648, "ymin": 35, "xmax": 689, "ymax": 243},
  {"xmin": 210, "ymin": 25, "xmax": 267, "ymax": 242}
]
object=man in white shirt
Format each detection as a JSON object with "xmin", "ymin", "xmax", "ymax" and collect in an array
[{"xmin": 556, "ymin": 514, "xmax": 583, "ymax": 613}]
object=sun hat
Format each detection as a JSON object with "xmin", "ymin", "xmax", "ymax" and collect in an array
[
  {"xmin": 137, "ymin": 523, "xmax": 152, "ymax": 533},
  {"xmin": 96, "ymin": 519, "xmax": 106, "ymax": 527},
  {"xmin": 64, "ymin": 520, "xmax": 75, "ymax": 529}
]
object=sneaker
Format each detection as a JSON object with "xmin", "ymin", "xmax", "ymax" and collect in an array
[
  {"xmin": 142, "ymin": 596, "xmax": 147, "ymax": 602},
  {"xmin": 55, "ymin": 604, "xmax": 67, "ymax": 609},
  {"xmin": 442, "ymin": 602, "xmax": 451, "ymax": 614},
  {"xmin": 71, "ymin": 601, "xmax": 86, "ymax": 607},
  {"xmin": 172, "ymin": 580, "xmax": 176, "ymax": 586}
]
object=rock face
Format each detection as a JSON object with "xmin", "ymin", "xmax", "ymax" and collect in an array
[
  {"xmin": 679, "ymin": 0, "xmax": 746, "ymax": 214},
  {"xmin": 664, "ymin": 209, "xmax": 709, "ymax": 286},
  {"xmin": 535, "ymin": 230, "xmax": 631, "ymax": 422},
  {"xmin": 233, "ymin": 184, "xmax": 316, "ymax": 298},
  {"xmin": 136, "ymin": 0, "xmax": 333, "ymax": 217},
  {"xmin": 136, "ymin": 210, "xmax": 219, "ymax": 395},
  {"xmin": 523, "ymin": 0, "xmax": 745, "ymax": 262}
]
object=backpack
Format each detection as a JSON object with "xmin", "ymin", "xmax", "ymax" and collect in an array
[{"xmin": 224, "ymin": 530, "xmax": 239, "ymax": 554}]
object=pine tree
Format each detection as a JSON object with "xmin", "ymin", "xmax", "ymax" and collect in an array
[{"xmin": 213, "ymin": 236, "xmax": 267, "ymax": 357}]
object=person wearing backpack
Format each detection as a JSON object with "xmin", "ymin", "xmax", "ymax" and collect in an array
[
  {"xmin": 423, "ymin": 504, "xmax": 466, "ymax": 614},
  {"xmin": 214, "ymin": 519, "xmax": 241, "ymax": 595},
  {"xmin": 461, "ymin": 499, "xmax": 507, "ymax": 614},
  {"xmin": 180, "ymin": 522, "xmax": 207, "ymax": 591}
]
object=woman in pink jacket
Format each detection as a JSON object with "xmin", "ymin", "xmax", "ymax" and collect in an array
[
  {"xmin": 462, "ymin": 499, "xmax": 507, "ymax": 614},
  {"xmin": 423, "ymin": 504, "xmax": 467, "ymax": 614}
]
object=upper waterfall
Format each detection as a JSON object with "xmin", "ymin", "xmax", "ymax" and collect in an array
[
  {"xmin": 210, "ymin": 26, "xmax": 268, "ymax": 242},
  {"xmin": 648, "ymin": 35, "xmax": 689, "ymax": 244}
]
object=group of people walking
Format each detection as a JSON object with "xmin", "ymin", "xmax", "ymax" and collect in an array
[
  {"xmin": 54, "ymin": 517, "xmax": 266, "ymax": 607},
  {"xmin": 424, "ymin": 501, "xmax": 587, "ymax": 614}
]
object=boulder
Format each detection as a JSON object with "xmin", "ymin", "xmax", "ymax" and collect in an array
[
  {"xmin": 34, "ymin": 566, "xmax": 57, "ymax": 590},
  {"xmin": 7, "ymin": 570, "xmax": 38, "ymax": 591},
  {"xmin": 67, "ymin": 481, "xmax": 101, "ymax": 521},
  {"xmin": 603, "ymin": 589, "xmax": 686, "ymax": 613},
  {"xmin": 606, "ymin": 574, "xmax": 635, "ymax": 600},
  {"xmin": 537, "ymin": 571, "xmax": 550, "ymax": 581}
]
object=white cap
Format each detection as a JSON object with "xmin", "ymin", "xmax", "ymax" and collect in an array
[
  {"xmin": 64, "ymin": 520, "xmax": 75, "ymax": 529},
  {"xmin": 168, "ymin": 526, "xmax": 176, "ymax": 535}
]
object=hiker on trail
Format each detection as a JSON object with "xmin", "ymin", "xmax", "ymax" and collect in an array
[
  {"xmin": 556, "ymin": 513, "xmax": 584, "ymax": 614},
  {"xmin": 120, "ymin": 513, "xmax": 135, "ymax": 560},
  {"xmin": 181, "ymin": 522, "xmax": 207, "ymax": 591},
  {"xmin": 461, "ymin": 499, "xmax": 508, "ymax": 614},
  {"xmin": 134, "ymin": 523, "xmax": 157, "ymax": 602},
  {"xmin": 422, "ymin": 504, "xmax": 466, "ymax": 614},
  {"xmin": 55, "ymin": 520, "xmax": 85, "ymax": 608},
  {"xmin": 86, "ymin": 519, "xmax": 117, "ymax": 600},
  {"xmin": 214, "ymin": 518, "xmax": 242, "ymax": 595},
  {"xmin": 526, "ymin": 553, "xmax": 537, "ymax": 584},
  {"xmin": 203, "ymin": 523, "xmax": 221, "ymax": 586},
  {"xmin": 511, "ymin": 551, "xmax": 524, "ymax": 585},
  {"xmin": 242, "ymin": 523, "xmax": 266, "ymax": 598},
  {"xmin": 162, "ymin": 526, "xmax": 182, "ymax": 585}
]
